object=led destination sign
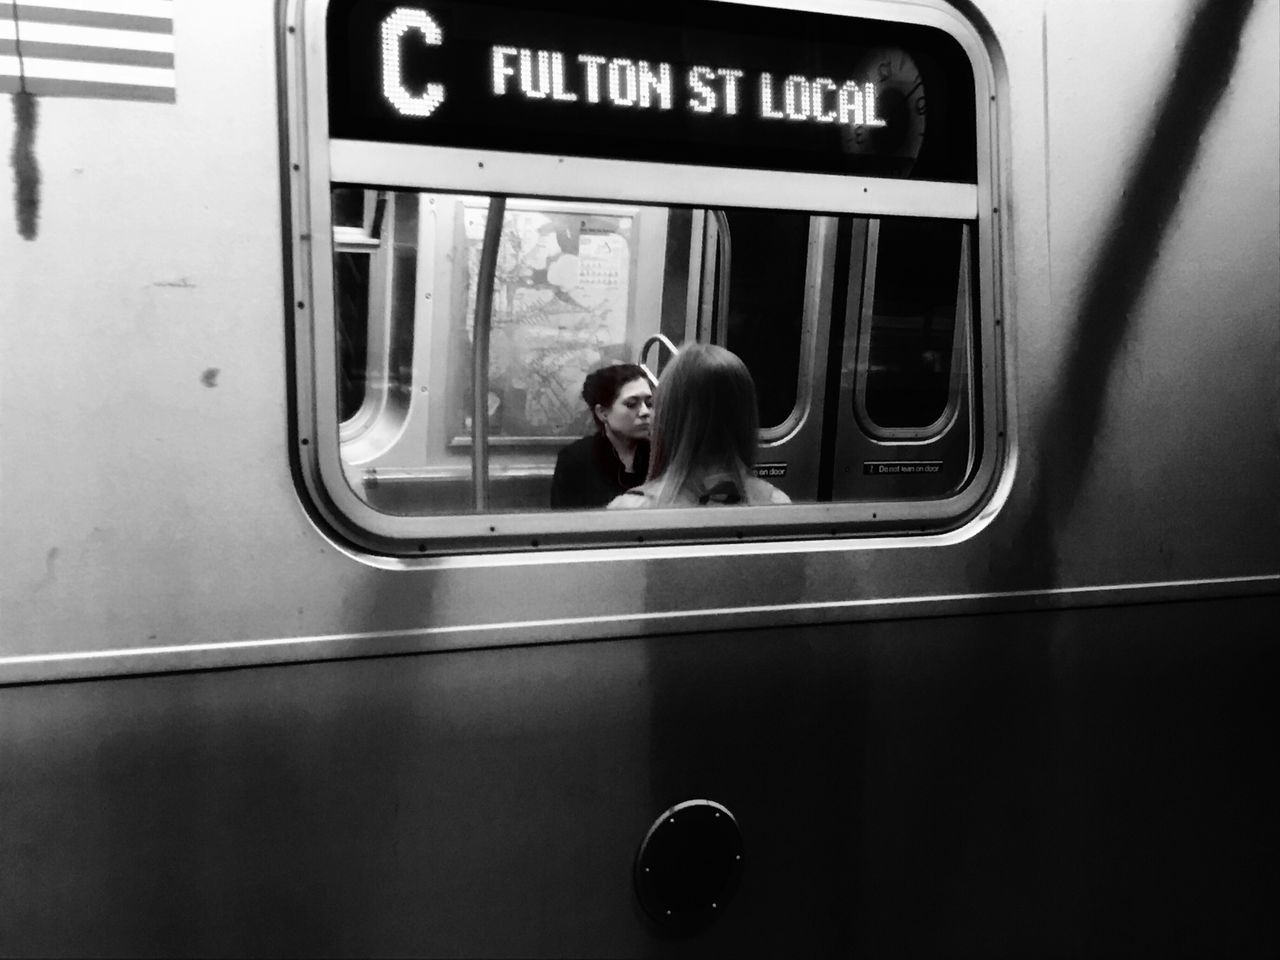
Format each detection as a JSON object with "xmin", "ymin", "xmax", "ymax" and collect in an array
[
  {"xmin": 327, "ymin": 0, "xmax": 977, "ymax": 180},
  {"xmin": 391, "ymin": 14, "xmax": 887, "ymax": 128}
]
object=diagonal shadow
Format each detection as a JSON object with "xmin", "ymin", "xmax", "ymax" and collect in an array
[{"xmin": 998, "ymin": 0, "xmax": 1259, "ymax": 590}]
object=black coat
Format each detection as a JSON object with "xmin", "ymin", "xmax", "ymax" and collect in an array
[{"xmin": 550, "ymin": 434, "xmax": 651, "ymax": 508}]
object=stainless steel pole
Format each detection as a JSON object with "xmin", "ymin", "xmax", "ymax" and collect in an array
[{"xmin": 471, "ymin": 195, "xmax": 505, "ymax": 512}]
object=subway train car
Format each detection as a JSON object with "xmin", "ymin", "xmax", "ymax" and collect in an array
[{"xmin": 2, "ymin": 0, "xmax": 1277, "ymax": 956}]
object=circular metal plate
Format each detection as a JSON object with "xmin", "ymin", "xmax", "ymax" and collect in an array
[{"xmin": 634, "ymin": 799, "xmax": 744, "ymax": 933}]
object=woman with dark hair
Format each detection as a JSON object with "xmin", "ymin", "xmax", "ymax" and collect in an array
[
  {"xmin": 549, "ymin": 363, "xmax": 653, "ymax": 508},
  {"xmin": 608, "ymin": 343, "xmax": 789, "ymax": 508}
]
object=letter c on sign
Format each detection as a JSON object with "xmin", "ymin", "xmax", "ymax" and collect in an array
[{"xmin": 381, "ymin": 8, "xmax": 445, "ymax": 117}]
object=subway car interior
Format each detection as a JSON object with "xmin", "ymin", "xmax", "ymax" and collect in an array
[{"xmin": 332, "ymin": 192, "xmax": 976, "ymax": 514}]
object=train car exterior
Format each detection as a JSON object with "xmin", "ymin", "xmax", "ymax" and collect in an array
[{"xmin": 2, "ymin": 0, "xmax": 1277, "ymax": 956}]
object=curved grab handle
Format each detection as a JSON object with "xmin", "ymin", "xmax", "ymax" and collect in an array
[{"xmin": 639, "ymin": 333, "xmax": 680, "ymax": 387}]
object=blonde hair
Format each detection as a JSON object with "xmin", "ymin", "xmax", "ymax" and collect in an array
[{"xmin": 644, "ymin": 343, "xmax": 760, "ymax": 505}]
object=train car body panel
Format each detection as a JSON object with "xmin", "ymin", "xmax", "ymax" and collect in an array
[
  {"xmin": 3, "ymin": 598, "xmax": 1275, "ymax": 956},
  {"xmin": 2, "ymin": 0, "xmax": 1277, "ymax": 954},
  {"xmin": 0, "ymin": 0, "xmax": 1273, "ymax": 680}
]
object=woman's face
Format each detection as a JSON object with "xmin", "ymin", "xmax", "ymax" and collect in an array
[{"xmin": 597, "ymin": 377, "xmax": 653, "ymax": 441}]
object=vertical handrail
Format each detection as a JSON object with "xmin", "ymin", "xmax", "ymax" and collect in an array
[
  {"xmin": 712, "ymin": 209, "xmax": 732, "ymax": 346},
  {"xmin": 684, "ymin": 210, "xmax": 704, "ymax": 346},
  {"xmin": 471, "ymin": 195, "xmax": 506, "ymax": 511}
]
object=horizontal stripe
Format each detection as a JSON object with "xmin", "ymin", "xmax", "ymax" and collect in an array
[
  {"xmin": 0, "ymin": 53, "xmax": 172, "ymax": 87},
  {"xmin": 0, "ymin": 37, "xmax": 172, "ymax": 67},
  {"xmin": 0, "ymin": 3, "xmax": 171, "ymax": 34},
  {"xmin": 12, "ymin": 0, "xmax": 172, "ymax": 16},
  {"xmin": 0, "ymin": 73, "xmax": 174, "ymax": 100},
  {"xmin": 0, "ymin": 20, "xmax": 175, "ymax": 52},
  {"xmin": 3, "ymin": 576, "xmax": 1277, "ymax": 686},
  {"xmin": 331, "ymin": 140, "xmax": 980, "ymax": 217}
]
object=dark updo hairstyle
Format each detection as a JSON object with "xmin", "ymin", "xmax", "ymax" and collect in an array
[{"xmin": 581, "ymin": 363, "xmax": 648, "ymax": 433}]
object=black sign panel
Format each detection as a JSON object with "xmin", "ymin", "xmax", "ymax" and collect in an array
[{"xmin": 326, "ymin": 0, "xmax": 976, "ymax": 181}]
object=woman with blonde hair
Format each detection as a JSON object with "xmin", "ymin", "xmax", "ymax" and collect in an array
[{"xmin": 608, "ymin": 343, "xmax": 789, "ymax": 508}]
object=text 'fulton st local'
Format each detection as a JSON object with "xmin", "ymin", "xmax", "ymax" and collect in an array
[{"xmin": 490, "ymin": 47, "xmax": 888, "ymax": 127}]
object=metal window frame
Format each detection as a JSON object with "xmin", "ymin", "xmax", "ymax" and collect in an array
[{"xmin": 282, "ymin": 0, "xmax": 1006, "ymax": 556}]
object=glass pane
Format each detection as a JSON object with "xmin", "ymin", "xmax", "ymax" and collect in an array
[
  {"xmin": 332, "ymin": 187, "xmax": 367, "ymax": 229},
  {"xmin": 721, "ymin": 209, "xmax": 809, "ymax": 429},
  {"xmin": 331, "ymin": 190, "xmax": 973, "ymax": 516},
  {"xmin": 386, "ymin": 195, "xmax": 418, "ymax": 402},
  {"xmin": 863, "ymin": 218, "xmax": 962, "ymax": 429},
  {"xmin": 334, "ymin": 251, "xmax": 370, "ymax": 422}
]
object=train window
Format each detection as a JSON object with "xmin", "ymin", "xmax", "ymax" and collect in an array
[
  {"xmin": 718, "ymin": 209, "xmax": 810, "ymax": 433},
  {"xmin": 335, "ymin": 250, "xmax": 370, "ymax": 421},
  {"xmin": 855, "ymin": 218, "xmax": 967, "ymax": 437},
  {"xmin": 325, "ymin": 191, "xmax": 981, "ymax": 520},
  {"xmin": 332, "ymin": 188, "xmax": 381, "ymax": 425},
  {"xmin": 332, "ymin": 186, "xmax": 369, "ymax": 230},
  {"xmin": 333, "ymin": 191, "xmax": 419, "ymax": 463},
  {"xmin": 287, "ymin": 0, "xmax": 1000, "ymax": 551}
]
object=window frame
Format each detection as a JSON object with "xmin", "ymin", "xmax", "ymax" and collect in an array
[{"xmin": 282, "ymin": 0, "xmax": 1006, "ymax": 555}]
